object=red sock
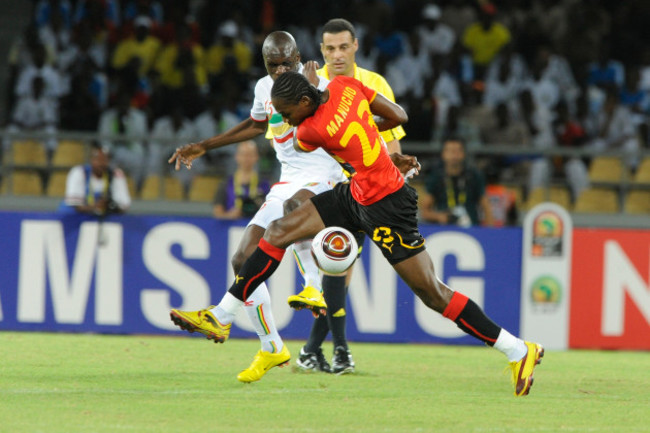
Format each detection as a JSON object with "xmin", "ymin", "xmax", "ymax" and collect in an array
[{"xmin": 443, "ymin": 292, "xmax": 501, "ymax": 346}]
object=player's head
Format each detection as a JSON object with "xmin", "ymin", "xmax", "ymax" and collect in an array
[
  {"xmin": 262, "ymin": 31, "xmax": 301, "ymax": 81},
  {"xmin": 320, "ymin": 18, "xmax": 358, "ymax": 77},
  {"xmin": 271, "ymin": 71, "xmax": 322, "ymax": 126}
]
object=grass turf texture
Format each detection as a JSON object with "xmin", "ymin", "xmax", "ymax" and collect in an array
[{"xmin": 1, "ymin": 332, "xmax": 648, "ymax": 433}]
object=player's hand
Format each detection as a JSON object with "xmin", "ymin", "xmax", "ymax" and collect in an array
[
  {"xmin": 390, "ymin": 153, "xmax": 420, "ymax": 178},
  {"xmin": 168, "ymin": 143, "xmax": 206, "ymax": 170},
  {"xmin": 303, "ymin": 60, "xmax": 320, "ymax": 87}
]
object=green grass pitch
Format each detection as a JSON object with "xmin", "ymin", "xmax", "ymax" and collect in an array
[{"xmin": 1, "ymin": 331, "xmax": 648, "ymax": 432}]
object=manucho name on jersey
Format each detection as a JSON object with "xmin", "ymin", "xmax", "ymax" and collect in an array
[{"xmin": 326, "ymin": 86, "xmax": 357, "ymax": 137}]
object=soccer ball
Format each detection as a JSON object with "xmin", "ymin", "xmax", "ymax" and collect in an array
[{"xmin": 311, "ymin": 226, "xmax": 358, "ymax": 274}]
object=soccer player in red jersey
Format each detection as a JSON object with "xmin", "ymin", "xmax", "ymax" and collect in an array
[{"xmin": 174, "ymin": 71, "xmax": 544, "ymax": 396}]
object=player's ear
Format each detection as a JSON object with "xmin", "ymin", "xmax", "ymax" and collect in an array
[
  {"xmin": 299, "ymin": 95, "xmax": 312, "ymax": 106},
  {"xmin": 353, "ymin": 38, "xmax": 359, "ymax": 53}
]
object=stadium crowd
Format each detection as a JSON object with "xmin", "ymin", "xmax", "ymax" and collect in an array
[{"xmin": 3, "ymin": 0, "xmax": 650, "ymax": 216}]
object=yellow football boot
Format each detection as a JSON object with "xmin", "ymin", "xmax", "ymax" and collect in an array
[
  {"xmin": 509, "ymin": 341, "xmax": 544, "ymax": 396},
  {"xmin": 287, "ymin": 285, "xmax": 327, "ymax": 316},
  {"xmin": 237, "ymin": 345, "xmax": 291, "ymax": 383},
  {"xmin": 170, "ymin": 306, "xmax": 231, "ymax": 343}
]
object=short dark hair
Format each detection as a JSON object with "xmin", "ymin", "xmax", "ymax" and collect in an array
[
  {"xmin": 271, "ymin": 71, "xmax": 322, "ymax": 106},
  {"xmin": 321, "ymin": 18, "xmax": 356, "ymax": 40}
]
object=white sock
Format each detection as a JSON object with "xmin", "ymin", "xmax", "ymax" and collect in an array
[
  {"xmin": 494, "ymin": 329, "xmax": 528, "ymax": 362},
  {"xmin": 211, "ymin": 292, "xmax": 243, "ymax": 324},
  {"xmin": 243, "ymin": 282, "xmax": 284, "ymax": 353},
  {"xmin": 291, "ymin": 240, "xmax": 322, "ymax": 290}
]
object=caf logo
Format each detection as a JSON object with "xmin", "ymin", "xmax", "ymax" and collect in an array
[
  {"xmin": 530, "ymin": 276, "xmax": 562, "ymax": 304},
  {"xmin": 532, "ymin": 210, "xmax": 564, "ymax": 257},
  {"xmin": 533, "ymin": 211, "xmax": 563, "ymax": 238}
]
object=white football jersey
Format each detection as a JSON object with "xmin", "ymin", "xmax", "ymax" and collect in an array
[{"xmin": 250, "ymin": 66, "xmax": 346, "ymax": 184}]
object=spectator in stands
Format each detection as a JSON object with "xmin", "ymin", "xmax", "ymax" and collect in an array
[
  {"xmin": 73, "ymin": 0, "xmax": 120, "ymax": 29},
  {"xmin": 519, "ymin": 89, "xmax": 555, "ymax": 150},
  {"xmin": 534, "ymin": 44, "xmax": 580, "ymax": 107},
  {"xmin": 372, "ymin": 17, "xmax": 405, "ymax": 62},
  {"xmin": 441, "ymin": 0, "xmax": 476, "ymax": 38},
  {"xmin": 619, "ymin": 65, "xmax": 650, "ymax": 122},
  {"xmin": 205, "ymin": 20, "xmax": 253, "ymax": 77},
  {"xmin": 112, "ymin": 15, "xmax": 161, "ymax": 79},
  {"xmin": 35, "ymin": 0, "xmax": 73, "ymax": 30},
  {"xmin": 587, "ymin": 41, "xmax": 625, "ymax": 90},
  {"xmin": 38, "ymin": 7, "xmax": 72, "ymax": 59},
  {"xmin": 420, "ymin": 137, "xmax": 494, "ymax": 227},
  {"xmin": 6, "ymin": 76, "xmax": 58, "ymax": 154},
  {"xmin": 154, "ymin": 22, "xmax": 207, "ymax": 91},
  {"xmin": 59, "ymin": 61, "xmax": 103, "ymax": 130},
  {"xmin": 14, "ymin": 43, "xmax": 63, "ymax": 100},
  {"xmin": 58, "ymin": 22, "xmax": 107, "ymax": 77},
  {"xmin": 194, "ymin": 94, "xmax": 241, "ymax": 167},
  {"xmin": 213, "ymin": 140, "xmax": 270, "ymax": 220},
  {"xmin": 98, "ymin": 91, "xmax": 148, "ymax": 185},
  {"xmin": 590, "ymin": 88, "xmax": 640, "ymax": 170},
  {"xmin": 525, "ymin": 57, "xmax": 561, "ymax": 113},
  {"xmin": 392, "ymin": 29, "xmax": 433, "ymax": 140},
  {"xmin": 418, "ymin": 4, "xmax": 456, "ymax": 57},
  {"xmin": 482, "ymin": 102, "xmax": 530, "ymax": 146},
  {"xmin": 462, "ymin": 3, "xmax": 511, "ymax": 79},
  {"xmin": 481, "ymin": 102, "xmax": 531, "ymax": 183},
  {"xmin": 153, "ymin": 2, "xmax": 200, "ymax": 45},
  {"xmin": 484, "ymin": 165, "xmax": 518, "ymax": 227},
  {"xmin": 121, "ymin": 0, "xmax": 164, "ymax": 25},
  {"xmin": 425, "ymin": 54, "xmax": 462, "ymax": 134},
  {"xmin": 527, "ymin": 99, "xmax": 590, "ymax": 201},
  {"xmin": 59, "ymin": 144, "xmax": 131, "ymax": 215},
  {"xmin": 483, "ymin": 46, "xmax": 527, "ymax": 111},
  {"xmin": 432, "ymin": 104, "xmax": 481, "ymax": 149},
  {"xmin": 148, "ymin": 106, "xmax": 196, "ymax": 187}
]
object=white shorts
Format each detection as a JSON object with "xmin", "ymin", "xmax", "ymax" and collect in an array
[{"xmin": 248, "ymin": 180, "xmax": 335, "ymax": 229}]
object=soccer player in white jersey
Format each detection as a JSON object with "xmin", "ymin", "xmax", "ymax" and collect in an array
[{"xmin": 167, "ymin": 31, "xmax": 345, "ymax": 382}]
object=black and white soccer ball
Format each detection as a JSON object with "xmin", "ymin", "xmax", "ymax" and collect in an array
[{"xmin": 311, "ymin": 226, "xmax": 358, "ymax": 274}]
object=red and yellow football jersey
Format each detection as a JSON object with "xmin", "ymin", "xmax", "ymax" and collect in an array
[{"xmin": 296, "ymin": 76, "xmax": 404, "ymax": 205}]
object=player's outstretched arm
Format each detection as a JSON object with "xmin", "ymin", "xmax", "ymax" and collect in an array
[
  {"xmin": 169, "ymin": 117, "xmax": 268, "ymax": 170},
  {"xmin": 369, "ymin": 93, "xmax": 408, "ymax": 132}
]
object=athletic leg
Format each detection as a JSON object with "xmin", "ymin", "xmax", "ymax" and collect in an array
[
  {"xmin": 285, "ymin": 188, "xmax": 328, "ymax": 314},
  {"xmin": 393, "ymin": 250, "xmax": 544, "ymax": 396},
  {"xmin": 218, "ymin": 199, "xmax": 327, "ymax": 320}
]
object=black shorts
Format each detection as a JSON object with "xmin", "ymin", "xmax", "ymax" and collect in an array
[{"xmin": 311, "ymin": 182, "xmax": 426, "ymax": 265}]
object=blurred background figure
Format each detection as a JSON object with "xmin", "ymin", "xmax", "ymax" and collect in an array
[
  {"xmin": 419, "ymin": 137, "xmax": 493, "ymax": 227},
  {"xmin": 6, "ymin": 76, "xmax": 58, "ymax": 154},
  {"xmin": 213, "ymin": 140, "xmax": 269, "ymax": 220},
  {"xmin": 59, "ymin": 144, "xmax": 131, "ymax": 215},
  {"xmin": 148, "ymin": 106, "xmax": 196, "ymax": 188},
  {"xmin": 97, "ymin": 90, "xmax": 148, "ymax": 186}
]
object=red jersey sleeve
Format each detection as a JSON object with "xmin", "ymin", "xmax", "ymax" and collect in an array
[{"xmin": 295, "ymin": 124, "xmax": 321, "ymax": 152}]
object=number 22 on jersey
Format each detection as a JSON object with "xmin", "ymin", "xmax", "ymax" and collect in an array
[{"xmin": 340, "ymin": 99, "xmax": 382, "ymax": 167}]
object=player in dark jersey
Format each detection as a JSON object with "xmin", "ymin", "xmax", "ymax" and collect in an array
[{"xmin": 172, "ymin": 71, "xmax": 544, "ymax": 397}]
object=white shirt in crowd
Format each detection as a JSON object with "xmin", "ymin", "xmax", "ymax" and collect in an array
[{"xmin": 64, "ymin": 164, "xmax": 131, "ymax": 210}]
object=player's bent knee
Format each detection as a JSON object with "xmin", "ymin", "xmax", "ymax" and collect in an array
[
  {"xmin": 264, "ymin": 220, "xmax": 292, "ymax": 249},
  {"xmin": 283, "ymin": 198, "xmax": 301, "ymax": 215}
]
